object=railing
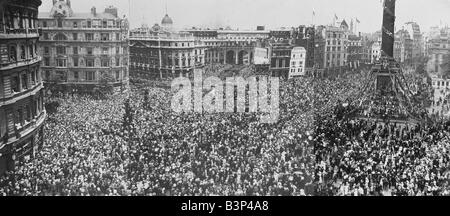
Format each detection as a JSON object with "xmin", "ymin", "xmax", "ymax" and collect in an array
[
  {"xmin": 0, "ymin": 28, "xmax": 40, "ymax": 37},
  {"xmin": 0, "ymin": 56, "xmax": 41, "ymax": 71},
  {"xmin": 0, "ymin": 83, "xmax": 43, "ymax": 106},
  {"xmin": 2, "ymin": 111, "xmax": 47, "ymax": 146}
]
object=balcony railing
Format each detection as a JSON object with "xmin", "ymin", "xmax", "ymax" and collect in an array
[
  {"xmin": 1, "ymin": 111, "xmax": 46, "ymax": 146},
  {"xmin": 0, "ymin": 28, "xmax": 40, "ymax": 38},
  {"xmin": 0, "ymin": 56, "xmax": 41, "ymax": 71},
  {"xmin": 0, "ymin": 82, "xmax": 43, "ymax": 107}
]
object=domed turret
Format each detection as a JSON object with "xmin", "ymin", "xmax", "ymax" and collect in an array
[{"xmin": 161, "ymin": 14, "xmax": 173, "ymax": 26}]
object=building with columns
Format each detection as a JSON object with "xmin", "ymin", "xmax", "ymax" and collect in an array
[
  {"xmin": 130, "ymin": 19, "xmax": 272, "ymax": 80},
  {"xmin": 268, "ymin": 39, "xmax": 293, "ymax": 79},
  {"xmin": 129, "ymin": 19, "xmax": 207, "ymax": 80},
  {"xmin": 38, "ymin": 0, "xmax": 130, "ymax": 92},
  {"xmin": 0, "ymin": 0, "xmax": 46, "ymax": 176}
]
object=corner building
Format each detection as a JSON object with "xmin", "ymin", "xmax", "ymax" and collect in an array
[
  {"xmin": 0, "ymin": 0, "xmax": 46, "ymax": 175},
  {"xmin": 38, "ymin": 0, "xmax": 129, "ymax": 92}
]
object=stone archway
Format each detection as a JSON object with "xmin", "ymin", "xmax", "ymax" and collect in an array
[{"xmin": 226, "ymin": 50, "xmax": 235, "ymax": 64}]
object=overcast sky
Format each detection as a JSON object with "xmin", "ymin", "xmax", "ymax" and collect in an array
[{"xmin": 40, "ymin": 0, "xmax": 450, "ymax": 33}]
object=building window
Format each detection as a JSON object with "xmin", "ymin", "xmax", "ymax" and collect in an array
[
  {"xmin": 19, "ymin": 46, "xmax": 26, "ymax": 60},
  {"xmin": 31, "ymin": 69, "xmax": 36, "ymax": 84},
  {"xmin": 21, "ymin": 73, "xmax": 28, "ymax": 90},
  {"xmin": 56, "ymin": 59, "xmax": 67, "ymax": 67},
  {"xmin": 85, "ymin": 33, "xmax": 94, "ymax": 41},
  {"xmin": 101, "ymin": 59, "xmax": 109, "ymax": 67},
  {"xmin": 86, "ymin": 59, "xmax": 94, "ymax": 67},
  {"xmin": 87, "ymin": 21, "xmax": 92, "ymax": 28},
  {"xmin": 56, "ymin": 46, "xmax": 66, "ymax": 55},
  {"xmin": 73, "ymin": 33, "xmax": 78, "ymax": 40},
  {"xmin": 10, "ymin": 75, "xmax": 19, "ymax": 93},
  {"xmin": 9, "ymin": 45, "xmax": 17, "ymax": 61},
  {"xmin": 86, "ymin": 71, "xmax": 95, "ymax": 80},
  {"xmin": 116, "ymin": 47, "xmax": 120, "ymax": 54},
  {"xmin": 102, "ymin": 21, "xmax": 107, "ymax": 28},
  {"xmin": 102, "ymin": 47, "xmax": 108, "ymax": 55},
  {"xmin": 44, "ymin": 46, "xmax": 50, "ymax": 55},
  {"xmin": 86, "ymin": 47, "xmax": 93, "ymax": 55},
  {"xmin": 101, "ymin": 33, "xmax": 109, "ymax": 41},
  {"xmin": 115, "ymin": 71, "xmax": 120, "ymax": 80},
  {"xmin": 54, "ymin": 33, "xmax": 67, "ymax": 41},
  {"xmin": 74, "ymin": 71, "xmax": 79, "ymax": 80},
  {"xmin": 116, "ymin": 57, "xmax": 120, "ymax": 66},
  {"xmin": 44, "ymin": 57, "xmax": 50, "ymax": 66},
  {"xmin": 73, "ymin": 22, "xmax": 78, "ymax": 28},
  {"xmin": 43, "ymin": 33, "xmax": 49, "ymax": 40},
  {"xmin": 43, "ymin": 21, "xmax": 47, "ymax": 27},
  {"xmin": 29, "ymin": 45, "xmax": 34, "ymax": 58},
  {"xmin": 116, "ymin": 33, "xmax": 120, "ymax": 40},
  {"xmin": 73, "ymin": 46, "xmax": 78, "ymax": 55},
  {"xmin": 73, "ymin": 57, "xmax": 78, "ymax": 67}
]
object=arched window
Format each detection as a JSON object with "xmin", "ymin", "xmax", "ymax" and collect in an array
[{"xmin": 54, "ymin": 33, "xmax": 67, "ymax": 41}]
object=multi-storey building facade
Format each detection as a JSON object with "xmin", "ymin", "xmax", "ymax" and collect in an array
[
  {"xmin": 394, "ymin": 30, "xmax": 413, "ymax": 63},
  {"xmin": 404, "ymin": 22, "xmax": 424, "ymax": 60},
  {"xmin": 130, "ymin": 20, "xmax": 207, "ymax": 79},
  {"xmin": 289, "ymin": 47, "xmax": 306, "ymax": 78},
  {"xmin": 426, "ymin": 27, "xmax": 449, "ymax": 75},
  {"xmin": 130, "ymin": 17, "xmax": 272, "ymax": 80},
  {"xmin": 268, "ymin": 39, "xmax": 293, "ymax": 79},
  {"xmin": 38, "ymin": 0, "xmax": 129, "ymax": 92},
  {"xmin": 0, "ymin": 0, "xmax": 46, "ymax": 176},
  {"xmin": 371, "ymin": 40, "xmax": 381, "ymax": 63},
  {"xmin": 293, "ymin": 25, "xmax": 316, "ymax": 68},
  {"xmin": 319, "ymin": 25, "xmax": 349, "ymax": 70},
  {"xmin": 347, "ymin": 34, "xmax": 363, "ymax": 68}
]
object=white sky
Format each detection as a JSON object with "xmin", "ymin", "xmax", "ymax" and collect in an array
[{"xmin": 40, "ymin": 0, "xmax": 450, "ymax": 33}]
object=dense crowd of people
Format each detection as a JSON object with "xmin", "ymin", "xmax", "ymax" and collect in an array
[{"xmin": 0, "ymin": 64, "xmax": 449, "ymax": 196}]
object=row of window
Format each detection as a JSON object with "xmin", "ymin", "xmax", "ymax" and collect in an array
[
  {"xmin": 43, "ymin": 46, "xmax": 122, "ymax": 56},
  {"xmin": 2, "ymin": 67, "xmax": 40, "ymax": 96},
  {"xmin": 42, "ymin": 32, "xmax": 122, "ymax": 41},
  {"xmin": 291, "ymin": 61, "xmax": 304, "ymax": 67},
  {"xmin": 270, "ymin": 59, "xmax": 289, "ymax": 68},
  {"xmin": 326, "ymin": 46, "xmax": 345, "ymax": 52},
  {"xmin": 327, "ymin": 53, "xmax": 346, "ymax": 59},
  {"xmin": 43, "ymin": 57, "xmax": 123, "ymax": 68},
  {"xmin": 44, "ymin": 70, "xmax": 126, "ymax": 82},
  {"xmin": 0, "ymin": 93, "xmax": 44, "ymax": 138},
  {"xmin": 433, "ymin": 81, "xmax": 450, "ymax": 88},
  {"xmin": 0, "ymin": 6, "xmax": 38, "ymax": 32},
  {"xmin": 327, "ymin": 32, "xmax": 347, "ymax": 39},
  {"xmin": 290, "ymin": 68, "xmax": 304, "ymax": 73},
  {"xmin": 2, "ymin": 42, "xmax": 38, "ymax": 65},
  {"xmin": 41, "ymin": 19, "xmax": 125, "ymax": 29}
]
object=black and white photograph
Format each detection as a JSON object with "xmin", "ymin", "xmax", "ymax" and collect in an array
[{"xmin": 0, "ymin": 0, "xmax": 450, "ymax": 204}]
